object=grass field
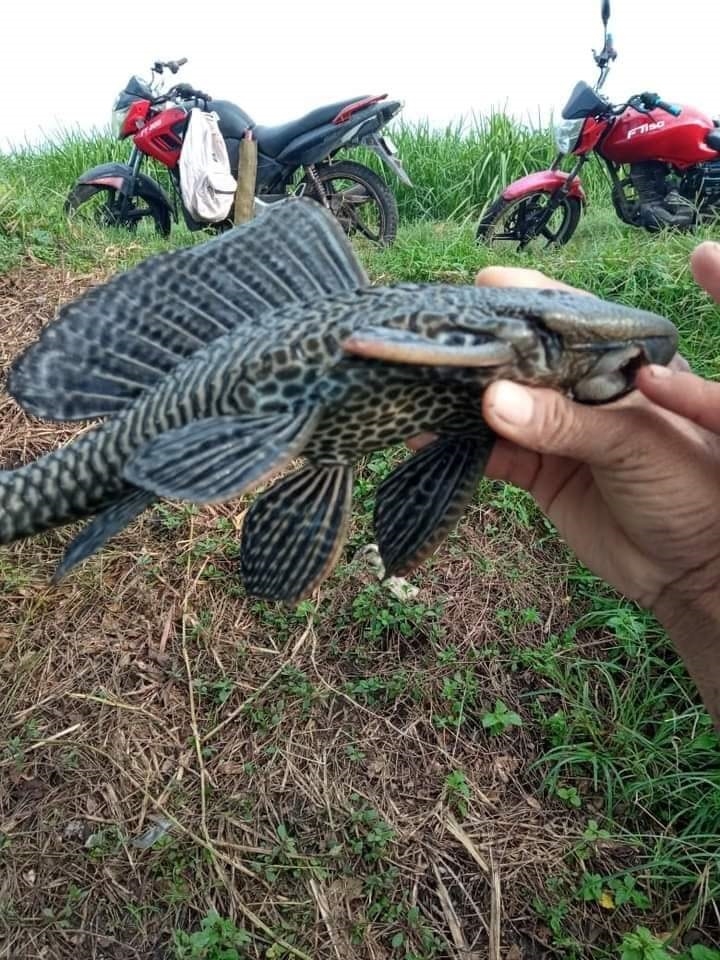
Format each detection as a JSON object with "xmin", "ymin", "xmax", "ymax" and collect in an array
[{"xmin": 0, "ymin": 123, "xmax": 719, "ymax": 960}]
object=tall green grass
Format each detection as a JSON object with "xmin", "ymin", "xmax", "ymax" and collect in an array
[
  {"xmin": 0, "ymin": 128, "xmax": 188, "ymax": 273},
  {"xmin": 387, "ymin": 113, "xmax": 609, "ymax": 222},
  {"xmin": 0, "ymin": 113, "xmax": 608, "ymax": 270}
]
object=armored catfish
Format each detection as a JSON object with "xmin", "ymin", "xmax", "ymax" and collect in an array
[{"xmin": 0, "ymin": 199, "xmax": 678, "ymax": 602}]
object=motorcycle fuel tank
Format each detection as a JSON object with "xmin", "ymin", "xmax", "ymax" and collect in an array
[{"xmin": 601, "ymin": 104, "xmax": 719, "ymax": 168}]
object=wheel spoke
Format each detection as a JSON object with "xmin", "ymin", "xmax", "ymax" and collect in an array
[
  {"xmin": 67, "ymin": 185, "xmax": 166, "ymax": 237},
  {"xmin": 300, "ymin": 161, "xmax": 395, "ymax": 245},
  {"xmin": 479, "ymin": 191, "xmax": 578, "ymax": 251}
]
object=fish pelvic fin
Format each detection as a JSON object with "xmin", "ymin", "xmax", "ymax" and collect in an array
[
  {"xmin": 123, "ymin": 408, "xmax": 321, "ymax": 503},
  {"xmin": 240, "ymin": 463, "xmax": 353, "ymax": 603},
  {"xmin": 52, "ymin": 490, "xmax": 157, "ymax": 582},
  {"xmin": 374, "ymin": 431, "xmax": 494, "ymax": 577},
  {"xmin": 9, "ymin": 198, "xmax": 368, "ymax": 422}
]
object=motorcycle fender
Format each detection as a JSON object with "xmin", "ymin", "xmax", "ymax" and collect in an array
[
  {"xmin": 75, "ymin": 162, "xmax": 173, "ymax": 211},
  {"xmin": 502, "ymin": 170, "xmax": 586, "ymax": 202},
  {"xmin": 364, "ymin": 134, "xmax": 413, "ymax": 187}
]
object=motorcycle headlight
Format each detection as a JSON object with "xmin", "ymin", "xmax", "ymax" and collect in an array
[
  {"xmin": 554, "ymin": 118, "xmax": 585, "ymax": 154},
  {"xmin": 111, "ymin": 105, "xmax": 131, "ymax": 139}
]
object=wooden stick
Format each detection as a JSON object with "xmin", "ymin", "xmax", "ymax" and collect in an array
[{"xmin": 234, "ymin": 129, "xmax": 257, "ymax": 225}]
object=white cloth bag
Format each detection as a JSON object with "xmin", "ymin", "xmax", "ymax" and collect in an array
[{"xmin": 179, "ymin": 109, "xmax": 238, "ymax": 222}]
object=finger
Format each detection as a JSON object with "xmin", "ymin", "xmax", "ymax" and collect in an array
[
  {"xmin": 475, "ymin": 265, "xmax": 584, "ymax": 294},
  {"xmin": 482, "ymin": 380, "xmax": 629, "ymax": 465},
  {"xmin": 485, "ymin": 436, "xmax": 543, "ymax": 489},
  {"xmin": 690, "ymin": 241, "xmax": 720, "ymax": 304},
  {"xmin": 636, "ymin": 364, "xmax": 720, "ymax": 433}
]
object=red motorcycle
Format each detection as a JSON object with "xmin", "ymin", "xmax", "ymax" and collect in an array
[
  {"xmin": 66, "ymin": 59, "xmax": 410, "ymax": 245},
  {"xmin": 477, "ymin": 0, "xmax": 720, "ymax": 250}
]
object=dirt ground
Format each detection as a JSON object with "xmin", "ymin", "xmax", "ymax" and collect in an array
[{"xmin": 0, "ymin": 261, "xmax": 702, "ymax": 959}]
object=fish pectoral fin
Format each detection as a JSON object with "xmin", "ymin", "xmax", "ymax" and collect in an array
[
  {"xmin": 52, "ymin": 489, "xmax": 157, "ymax": 582},
  {"xmin": 123, "ymin": 408, "xmax": 321, "ymax": 503},
  {"xmin": 342, "ymin": 327, "xmax": 515, "ymax": 367},
  {"xmin": 240, "ymin": 463, "xmax": 352, "ymax": 603},
  {"xmin": 10, "ymin": 198, "xmax": 367, "ymax": 422},
  {"xmin": 374, "ymin": 432, "xmax": 494, "ymax": 577}
]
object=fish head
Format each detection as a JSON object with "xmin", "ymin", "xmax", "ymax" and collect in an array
[
  {"xmin": 342, "ymin": 286, "xmax": 679, "ymax": 405},
  {"xmin": 527, "ymin": 289, "xmax": 679, "ymax": 403}
]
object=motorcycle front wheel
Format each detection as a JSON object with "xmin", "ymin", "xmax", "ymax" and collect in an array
[
  {"xmin": 65, "ymin": 183, "xmax": 171, "ymax": 238},
  {"xmin": 476, "ymin": 190, "xmax": 581, "ymax": 251},
  {"xmin": 300, "ymin": 160, "xmax": 398, "ymax": 246}
]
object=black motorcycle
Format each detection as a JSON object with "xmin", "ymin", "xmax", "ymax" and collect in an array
[{"xmin": 66, "ymin": 58, "xmax": 411, "ymax": 245}]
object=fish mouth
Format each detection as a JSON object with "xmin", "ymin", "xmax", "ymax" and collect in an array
[
  {"xmin": 570, "ymin": 335, "xmax": 677, "ymax": 404},
  {"xmin": 640, "ymin": 334, "xmax": 679, "ymax": 366}
]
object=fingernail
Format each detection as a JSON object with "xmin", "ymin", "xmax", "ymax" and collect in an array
[
  {"xmin": 646, "ymin": 364, "xmax": 673, "ymax": 379},
  {"xmin": 489, "ymin": 381, "xmax": 535, "ymax": 425}
]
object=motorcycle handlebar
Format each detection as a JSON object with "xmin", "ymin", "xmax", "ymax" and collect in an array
[
  {"xmin": 168, "ymin": 82, "xmax": 212, "ymax": 103},
  {"xmin": 149, "ymin": 83, "xmax": 211, "ymax": 109},
  {"xmin": 152, "ymin": 57, "xmax": 188, "ymax": 75},
  {"xmin": 638, "ymin": 91, "xmax": 682, "ymax": 116}
]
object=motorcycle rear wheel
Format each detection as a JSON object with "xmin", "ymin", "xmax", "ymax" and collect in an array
[
  {"xmin": 476, "ymin": 190, "xmax": 581, "ymax": 251},
  {"xmin": 301, "ymin": 160, "xmax": 398, "ymax": 246},
  {"xmin": 65, "ymin": 183, "xmax": 171, "ymax": 238}
]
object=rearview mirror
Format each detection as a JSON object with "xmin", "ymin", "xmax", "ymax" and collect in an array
[{"xmin": 601, "ymin": 0, "xmax": 611, "ymax": 26}]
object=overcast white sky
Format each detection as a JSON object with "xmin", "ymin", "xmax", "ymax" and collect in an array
[{"xmin": 2, "ymin": 0, "xmax": 718, "ymax": 151}]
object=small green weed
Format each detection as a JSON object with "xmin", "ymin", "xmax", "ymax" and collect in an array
[
  {"xmin": 349, "ymin": 583, "xmax": 444, "ymax": 643},
  {"xmin": 84, "ymin": 825, "xmax": 124, "ymax": 860},
  {"xmin": 620, "ymin": 928, "xmax": 720, "ymax": 960},
  {"xmin": 575, "ymin": 871, "xmax": 650, "ymax": 910},
  {"xmin": 481, "ymin": 699, "xmax": 523, "ymax": 736},
  {"xmin": 347, "ymin": 799, "xmax": 396, "ymax": 863},
  {"xmin": 432, "ymin": 669, "xmax": 479, "ymax": 730},
  {"xmin": 172, "ymin": 911, "xmax": 251, "ymax": 959},
  {"xmin": 555, "ymin": 785, "xmax": 583, "ymax": 809},
  {"xmin": 444, "ymin": 769, "xmax": 471, "ymax": 818},
  {"xmin": 193, "ymin": 675, "xmax": 235, "ymax": 706}
]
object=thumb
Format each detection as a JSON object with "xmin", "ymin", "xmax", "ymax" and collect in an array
[{"xmin": 483, "ymin": 380, "xmax": 628, "ymax": 465}]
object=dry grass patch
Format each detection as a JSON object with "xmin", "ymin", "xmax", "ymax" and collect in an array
[{"xmin": 0, "ymin": 261, "xmax": 715, "ymax": 960}]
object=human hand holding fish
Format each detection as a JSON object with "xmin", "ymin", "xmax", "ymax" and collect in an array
[{"xmin": 412, "ymin": 240, "xmax": 720, "ymax": 729}]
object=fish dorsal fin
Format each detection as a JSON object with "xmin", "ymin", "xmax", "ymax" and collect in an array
[{"xmin": 9, "ymin": 199, "xmax": 368, "ymax": 421}]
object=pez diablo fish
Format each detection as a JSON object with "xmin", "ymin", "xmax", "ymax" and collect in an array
[{"xmin": 0, "ymin": 199, "xmax": 677, "ymax": 602}]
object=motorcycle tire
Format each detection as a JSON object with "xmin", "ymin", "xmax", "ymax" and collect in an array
[
  {"xmin": 476, "ymin": 190, "xmax": 582, "ymax": 250},
  {"xmin": 301, "ymin": 159, "xmax": 399, "ymax": 246},
  {"xmin": 65, "ymin": 183, "xmax": 172, "ymax": 238}
]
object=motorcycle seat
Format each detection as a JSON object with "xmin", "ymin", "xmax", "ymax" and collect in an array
[
  {"xmin": 252, "ymin": 96, "xmax": 371, "ymax": 158},
  {"xmin": 211, "ymin": 100, "xmax": 256, "ymax": 141},
  {"xmin": 706, "ymin": 129, "xmax": 720, "ymax": 151}
]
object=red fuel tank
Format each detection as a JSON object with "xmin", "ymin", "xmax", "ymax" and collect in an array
[{"xmin": 601, "ymin": 104, "xmax": 719, "ymax": 169}]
